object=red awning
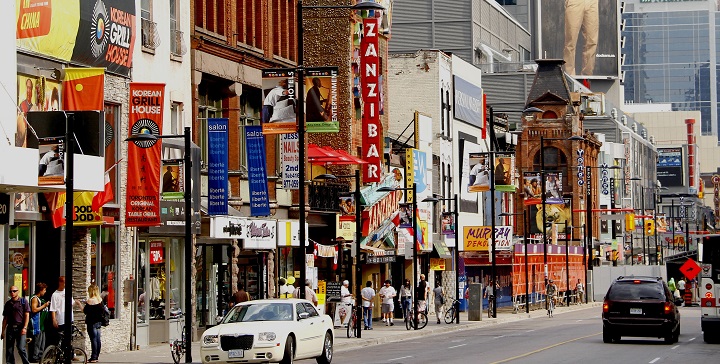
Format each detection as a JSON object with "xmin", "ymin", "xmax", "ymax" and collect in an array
[{"xmin": 309, "ymin": 145, "xmax": 368, "ymax": 165}]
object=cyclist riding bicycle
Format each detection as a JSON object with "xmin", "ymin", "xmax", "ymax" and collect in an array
[{"xmin": 546, "ymin": 279, "xmax": 558, "ymax": 307}]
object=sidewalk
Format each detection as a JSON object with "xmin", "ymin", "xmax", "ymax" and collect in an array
[{"xmin": 100, "ymin": 302, "xmax": 601, "ymax": 363}]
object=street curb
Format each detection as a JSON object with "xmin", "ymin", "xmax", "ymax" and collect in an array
[{"xmin": 333, "ymin": 302, "xmax": 602, "ymax": 353}]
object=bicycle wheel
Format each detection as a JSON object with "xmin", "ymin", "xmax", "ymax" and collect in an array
[
  {"xmin": 171, "ymin": 340, "xmax": 184, "ymax": 364},
  {"xmin": 405, "ymin": 312, "xmax": 413, "ymax": 330},
  {"xmin": 346, "ymin": 313, "xmax": 356, "ymax": 338},
  {"xmin": 417, "ymin": 312, "xmax": 428, "ymax": 329},
  {"xmin": 72, "ymin": 347, "xmax": 88, "ymax": 364},
  {"xmin": 40, "ymin": 345, "xmax": 60, "ymax": 364},
  {"xmin": 444, "ymin": 307, "xmax": 455, "ymax": 324}
]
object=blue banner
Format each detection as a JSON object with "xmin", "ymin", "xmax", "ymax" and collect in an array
[
  {"xmin": 246, "ymin": 126, "xmax": 271, "ymax": 216},
  {"xmin": 453, "ymin": 76, "xmax": 484, "ymax": 128},
  {"xmin": 207, "ymin": 118, "xmax": 229, "ymax": 215}
]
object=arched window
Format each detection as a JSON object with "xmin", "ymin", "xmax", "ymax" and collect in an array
[{"xmin": 541, "ymin": 110, "xmax": 557, "ymax": 119}]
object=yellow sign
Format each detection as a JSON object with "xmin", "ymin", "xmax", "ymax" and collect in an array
[
  {"xmin": 405, "ymin": 149, "xmax": 414, "ymax": 203},
  {"xmin": 463, "ymin": 226, "xmax": 491, "ymax": 251},
  {"xmin": 430, "ymin": 258, "xmax": 446, "ymax": 271},
  {"xmin": 625, "ymin": 213, "xmax": 635, "ymax": 231}
]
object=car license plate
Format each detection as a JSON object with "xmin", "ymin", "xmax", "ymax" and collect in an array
[
  {"xmin": 228, "ymin": 349, "xmax": 244, "ymax": 358},
  {"xmin": 630, "ymin": 308, "xmax": 642, "ymax": 315}
]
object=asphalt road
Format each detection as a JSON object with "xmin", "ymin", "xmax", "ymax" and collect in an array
[{"xmin": 297, "ymin": 306, "xmax": 716, "ymax": 364}]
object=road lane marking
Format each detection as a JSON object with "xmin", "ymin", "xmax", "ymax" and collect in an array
[
  {"xmin": 388, "ymin": 356, "xmax": 413, "ymax": 362},
  {"xmin": 688, "ymin": 337, "xmax": 696, "ymax": 342},
  {"xmin": 671, "ymin": 345, "xmax": 679, "ymax": 350},
  {"xmin": 526, "ymin": 329, "xmax": 535, "ymax": 333},
  {"xmin": 490, "ymin": 332, "xmax": 600, "ymax": 364},
  {"xmin": 448, "ymin": 344, "xmax": 467, "ymax": 349},
  {"xmin": 649, "ymin": 357, "xmax": 660, "ymax": 363},
  {"xmin": 494, "ymin": 335, "xmax": 505, "ymax": 339}
]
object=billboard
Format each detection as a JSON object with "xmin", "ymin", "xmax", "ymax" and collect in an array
[
  {"xmin": 522, "ymin": 172, "xmax": 563, "ymax": 205},
  {"xmin": 16, "ymin": 0, "xmax": 136, "ymax": 77},
  {"xmin": 261, "ymin": 69, "xmax": 297, "ymax": 134},
  {"xmin": 657, "ymin": 147, "xmax": 683, "ymax": 187},
  {"xmin": 304, "ymin": 67, "xmax": 339, "ymax": 133},
  {"xmin": 453, "ymin": 75, "xmax": 484, "ymax": 129},
  {"xmin": 540, "ymin": 0, "xmax": 618, "ymax": 78}
]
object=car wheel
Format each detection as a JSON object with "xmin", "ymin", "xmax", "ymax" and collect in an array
[
  {"xmin": 664, "ymin": 330, "xmax": 675, "ymax": 344},
  {"xmin": 316, "ymin": 331, "xmax": 333, "ymax": 364},
  {"xmin": 280, "ymin": 336, "xmax": 294, "ymax": 364},
  {"xmin": 673, "ymin": 324, "xmax": 680, "ymax": 343},
  {"xmin": 704, "ymin": 331, "xmax": 717, "ymax": 344},
  {"xmin": 603, "ymin": 328, "xmax": 613, "ymax": 343}
]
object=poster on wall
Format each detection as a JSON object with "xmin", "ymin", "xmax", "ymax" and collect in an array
[
  {"xmin": 125, "ymin": 83, "xmax": 164, "ymax": 227},
  {"xmin": 539, "ymin": 0, "xmax": 618, "ymax": 78},
  {"xmin": 261, "ymin": 69, "xmax": 296, "ymax": 135},
  {"xmin": 305, "ymin": 67, "xmax": 339, "ymax": 133},
  {"xmin": 16, "ymin": 0, "xmax": 136, "ymax": 77}
]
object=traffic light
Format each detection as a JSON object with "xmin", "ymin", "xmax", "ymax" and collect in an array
[
  {"xmin": 625, "ymin": 213, "xmax": 635, "ymax": 231},
  {"xmin": 644, "ymin": 220, "xmax": 655, "ymax": 236},
  {"xmin": 612, "ymin": 249, "xmax": 619, "ymax": 266}
]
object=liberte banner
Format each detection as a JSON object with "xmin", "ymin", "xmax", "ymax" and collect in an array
[
  {"xmin": 246, "ymin": 126, "xmax": 270, "ymax": 216},
  {"xmin": 207, "ymin": 118, "xmax": 228, "ymax": 215},
  {"xmin": 361, "ymin": 17, "xmax": 381, "ymax": 183},
  {"xmin": 16, "ymin": 0, "xmax": 136, "ymax": 77},
  {"xmin": 126, "ymin": 83, "xmax": 164, "ymax": 226}
]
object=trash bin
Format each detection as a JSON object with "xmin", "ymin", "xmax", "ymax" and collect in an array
[{"xmin": 466, "ymin": 283, "xmax": 482, "ymax": 321}]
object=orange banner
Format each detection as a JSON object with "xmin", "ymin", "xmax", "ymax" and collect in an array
[
  {"xmin": 125, "ymin": 83, "xmax": 164, "ymax": 226},
  {"xmin": 63, "ymin": 68, "xmax": 105, "ymax": 111}
]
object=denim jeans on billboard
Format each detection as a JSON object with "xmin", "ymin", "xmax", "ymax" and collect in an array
[
  {"xmin": 362, "ymin": 306, "xmax": 373, "ymax": 328},
  {"xmin": 87, "ymin": 322, "xmax": 102, "ymax": 360}
]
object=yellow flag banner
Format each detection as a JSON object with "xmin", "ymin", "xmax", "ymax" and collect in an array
[{"xmin": 73, "ymin": 192, "xmax": 104, "ymax": 226}]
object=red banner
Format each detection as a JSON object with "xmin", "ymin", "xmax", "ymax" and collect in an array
[
  {"xmin": 361, "ymin": 17, "xmax": 381, "ymax": 183},
  {"xmin": 125, "ymin": 83, "xmax": 164, "ymax": 226}
]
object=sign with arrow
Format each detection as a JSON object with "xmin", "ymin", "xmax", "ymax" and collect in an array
[{"xmin": 679, "ymin": 258, "xmax": 702, "ymax": 280}]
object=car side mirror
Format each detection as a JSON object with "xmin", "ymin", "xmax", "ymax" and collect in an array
[{"xmin": 298, "ymin": 312, "xmax": 310, "ymax": 320}]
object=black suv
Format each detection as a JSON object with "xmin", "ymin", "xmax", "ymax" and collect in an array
[{"xmin": 602, "ymin": 276, "xmax": 681, "ymax": 344}]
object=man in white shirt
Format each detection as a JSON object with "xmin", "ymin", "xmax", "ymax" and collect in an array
[
  {"xmin": 360, "ymin": 281, "xmax": 375, "ymax": 330},
  {"xmin": 378, "ymin": 280, "xmax": 396, "ymax": 326},
  {"xmin": 293, "ymin": 280, "xmax": 318, "ymax": 306},
  {"xmin": 677, "ymin": 278, "xmax": 686, "ymax": 305},
  {"xmin": 50, "ymin": 276, "xmax": 79, "ymax": 345}
]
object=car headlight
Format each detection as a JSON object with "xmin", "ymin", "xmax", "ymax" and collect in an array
[
  {"xmin": 203, "ymin": 335, "xmax": 219, "ymax": 346},
  {"xmin": 258, "ymin": 332, "xmax": 277, "ymax": 341}
]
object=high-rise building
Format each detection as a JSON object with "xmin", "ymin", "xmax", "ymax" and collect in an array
[{"xmin": 621, "ymin": 0, "xmax": 719, "ymax": 138}]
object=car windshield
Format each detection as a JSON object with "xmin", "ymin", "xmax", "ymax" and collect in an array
[
  {"xmin": 608, "ymin": 281, "xmax": 665, "ymax": 300},
  {"xmin": 221, "ymin": 303, "xmax": 294, "ymax": 323}
]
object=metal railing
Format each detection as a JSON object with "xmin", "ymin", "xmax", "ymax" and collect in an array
[
  {"xmin": 141, "ymin": 18, "xmax": 161, "ymax": 49},
  {"xmin": 171, "ymin": 29, "xmax": 187, "ymax": 56}
]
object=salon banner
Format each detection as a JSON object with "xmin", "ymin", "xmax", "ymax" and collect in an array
[
  {"xmin": 125, "ymin": 83, "xmax": 164, "ymax": 226},
  {"xmin": 207, "ymin": 118, "xmax": 228, "ymax": 215},
  {"xmin": 16, "ymin": 0, "xmax": 136, "ymax": 77},
  {"xmin": 246, "ymin": 126, "xmax": 271, "ymax": 216}
]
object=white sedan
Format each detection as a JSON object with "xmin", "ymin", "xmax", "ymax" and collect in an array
[{"xmin": 200, "ymin": 299, "xmax": 334, "ymax": 364}]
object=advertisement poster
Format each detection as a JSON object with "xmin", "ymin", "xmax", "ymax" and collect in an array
[
  {"xmin": 16, "ymin": 0, "xmax": 136, "ymax": 77},
  {"xmin": 160, "ymin": 161, "xmax": 182, "ymax": 200},
  {"xmin": 540, "ymin": 0, "xmax": 618, "ymax": 78},
  {"xmin": 246, "ymin": 126, "xmax": 270, "ymax": 216},
  {"xmin": 361, "ymin": 17, "xmax": 381, "ymax": 183},
  {"xmin": 460, "ymin": 140, "xmax": 482, "ymax": 209},
  {"xmin": 125, "ymin": 83, "xmax": 164, "ymax": 227},
  {"xmin": 261, "ymin": 69, "xmax": 296, "ymax": 134},
  {"xmin": 305, "ymin": 67, "xmax": 339, "ymax": 133},
  {"xmin": 441, "ymin": 212, "xmax": 455, "ymax": 237},
  {"xmin": 462, "ymin": 226, "xmax": 512, "ymax": 252},
  {"xmin": 493, "ymin": 153, "xmax": 515, "ymax": 192},
  {"xmin": 657, "ymin": 147, "xmax": 683, "ymax": 187},
  {"xmin": 467, "ymin": 152, "xmax": 490, "ymax": 192},
  {"xmin": 527, "ymin": 198, "xmax": 572, "ymax": 235},
  {"xmin": 522, "ymin": 172, "xmax": 543, "ymax": 205},
  {"xmin": 280, "ymin": 133, "xmax": 299, "ymax": 189},
  {"xmin": 207, "ymin": 118, "xmax": 228, "ymax": 215}
]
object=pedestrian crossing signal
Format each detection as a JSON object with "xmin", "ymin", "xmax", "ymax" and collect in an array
[{"xmin": 644, "ymin": 220, "xmax": 655, "ymax": 236}]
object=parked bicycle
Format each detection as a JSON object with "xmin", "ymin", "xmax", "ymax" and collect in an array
[
  {"xmin": 170, "ymin": 314, "xmax": 186, "ymax": 364},
  {"xmin": 404, "ymin": 306, "xmax": 428, "ymax": 330},
  {"xmin": 346, "ymin": 305, "xmax": 358, "ymax": 338},
  {"xmin": 40, "ymin": 324, "xmax": 88, "ymax": 364},
  {"xmin": 443, "ymin": 298, "xmax": 461, "ymax": 324}
]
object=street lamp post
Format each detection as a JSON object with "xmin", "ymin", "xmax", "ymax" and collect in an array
[
  {"xmin": 295, "ymin": 0, "xmax": 385, "ymax": 301},
  {"xmin": 126, "ymin": 126, "xmax": 193, "ymax": 363},
  {"xmin": 424, "ymin": 194, "xmax": 460, "ymax": 323}
]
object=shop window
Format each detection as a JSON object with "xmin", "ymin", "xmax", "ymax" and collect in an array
[
  {"xmin": 90, "ymin": 226, "xmax": 119, "ymax": 318},
  {"xmin": 138, "ymin": 238, "xmax": 186, "ymax": 322},
  {"xmin": 8, "ymin": 224, "xmax": 32, "ymax": 297}
]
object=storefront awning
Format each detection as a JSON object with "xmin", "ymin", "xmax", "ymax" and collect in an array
[
  {"xmin": 308, "ymin": 145, "xmax": 368, "ymax": 165},
  {"xmin": 433, "ymin": 240, "xmax": 452, "ymax": 259}
]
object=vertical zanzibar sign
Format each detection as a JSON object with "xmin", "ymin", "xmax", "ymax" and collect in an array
[
  {"xmin": 361, "ymin": 17, "xmax": 381, "ymax": 183},
  {"xmin": 126, "ymin": 83, "xmax": 164, "ymax": 226},
  {"xmin": 208, "ymin": 118, "xmax": 229, "ymax": 215},
  {"xmin": 246, "ymin": 126, "xmax": 271, "ymax": 216}
]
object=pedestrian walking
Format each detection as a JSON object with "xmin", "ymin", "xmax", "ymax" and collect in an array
[
  {"xmin": 50, "ymin": 276, "xmax": 80, "ymax": 346},
  {"xmin": 233, "ymin": 283, "xmax": 251, "ymax": 305},
  {"xmin": 399, "ymin": 279, "xmax": 412, "ymax": 321},
  {"xmin": 82, "ymin": 284, "xmax": 105, "ymax": 363},
  {"xmin": 29, "ymin": 282, "xmax": 50, "ymax": 362},
  {"xmin": 417, "ymin": 274, "xmax": 429, "ymax": 314},
  {"xmin": 2, "ymin": 285, "xmax": 31, "ymax": 364},
  {"xmin": 677, "ymin": 277, "xmax": 686, "ymax": 305},
  {"xmin": 667, "ymin": 277, "xmax": 676, "ymax": 295},
  {"xmin": 433, "ymin": 285, "xmax": 445, "ymax": 324},
  {"xmin": 378, "ymin": 280, "xmax": 396, "ymax": 326},
  {"xmin": 575, "ymin": 279, "xmax": 584, "ymax": 304},
  {"xmin": 360, "ymin": 281, "xmax": 375, "ymax": 330},
  {"xmin": 293, "ymin": 280, "xmax": 319, "ymax": 306}
]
